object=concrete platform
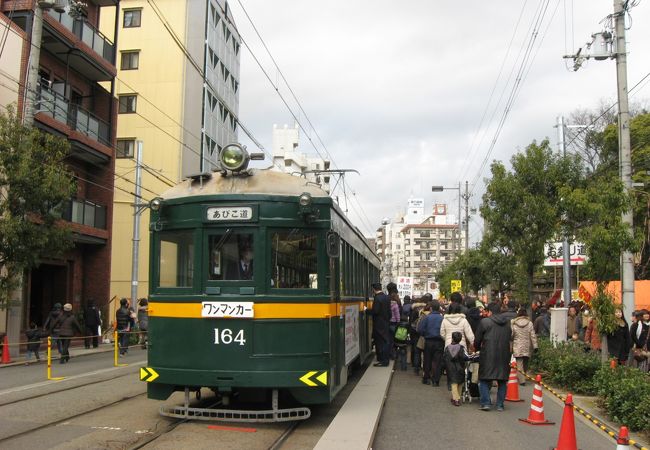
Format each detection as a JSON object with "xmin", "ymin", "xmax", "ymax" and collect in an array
[{"xmin": 314, "ymin": 364, "xmax": 393, "ymax": 450}]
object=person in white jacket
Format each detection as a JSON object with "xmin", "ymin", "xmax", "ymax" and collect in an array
[{"xmin": 441, "ymin": 303, "xmax": 475, "ymax": 350}]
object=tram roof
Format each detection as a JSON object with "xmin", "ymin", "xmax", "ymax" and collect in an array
[{"xmin": 160, "ymin": 169, "xmax": 331, "ymax": 200}]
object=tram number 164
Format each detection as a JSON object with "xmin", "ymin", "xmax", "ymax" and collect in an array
[{"xmin": 214, "ymin": 328, "xmax": 246, "ymax": 346}]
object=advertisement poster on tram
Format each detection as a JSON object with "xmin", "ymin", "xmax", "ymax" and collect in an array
[
  {"xmin": 397, "ymin": 277, "xmax": 413, "ymax": 299},
  {"xmin": 344, "ymin": 305, "xmax": 360, "ymax": 365}
]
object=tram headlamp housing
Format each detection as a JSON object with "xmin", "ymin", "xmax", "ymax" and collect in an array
[
  {"xmin": 150, "ymin": 197, "xmax": 163, "ymax": 212},
  {"xmin": 219, "ymin": 143, "xmax": 249, "ymax": 172},
  {"xmin": 298, "ymin": 192, "xmax": 318, "ymax": 223},
  {"xmin": 299, "ymin": 192, "xmax": 312, "ymax": 207}
]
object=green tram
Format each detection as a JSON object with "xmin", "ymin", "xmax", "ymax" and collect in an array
[{"xmin": 146, "ymin": 144, "xmax": 380, "ymax": 421}]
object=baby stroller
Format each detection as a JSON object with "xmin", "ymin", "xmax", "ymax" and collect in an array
[
  {"xmin": 462, "ymin": 352, "xmax": 480, "ymax": 403},
  {"xmin": 393, "ymin": 321, "xmax": 410, "ymax": 371}
]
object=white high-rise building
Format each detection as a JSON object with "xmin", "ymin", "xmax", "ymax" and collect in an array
[
  {"xmin": 271, "ymin": 123, "xmax": 330, "ymax": 193},
  {"xmin": 375, "ymin": 201, "xmax": 463, "ymax": 296}
]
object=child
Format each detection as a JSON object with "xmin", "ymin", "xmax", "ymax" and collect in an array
[
  {"xmin": 25, "ymin": 322, "xmax": 42, "ymax": 363},
  {"xmin": 443, "ymin": 331, "xmax": 471, "ymax": 406}
]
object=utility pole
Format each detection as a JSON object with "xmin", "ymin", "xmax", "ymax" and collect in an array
[
  {"xmin": 557, "ymin": 116, "xmax": 572, "ymax": 306},
  {"xmin": 614, "ymin": 0, "xmax": 635, "ymax": 316},
  {"xmin": 131, "ymin": 141, "xmax": 143, "ymax": 310},
  {"xmin": 564, "ymin": 0, "xmax": 635, "ymax": 315},
  {"xmin": 462, "ymin": 181, "xmax": 470, "ymax": 252}
]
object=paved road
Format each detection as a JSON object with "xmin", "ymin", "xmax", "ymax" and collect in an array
[
  {"xmin": 0, "ymin": 346, "xmax": 147, "ymax": 392},
  {"xmin": 374, "ymin": 367, "xmax": 614, "ymax": 450}
]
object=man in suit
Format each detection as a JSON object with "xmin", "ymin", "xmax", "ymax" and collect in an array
[{"xmin": 226, "ymin": 240, "xmax": 254, "ymax": 280}]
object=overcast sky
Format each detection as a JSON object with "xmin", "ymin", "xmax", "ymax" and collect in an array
[{"xmin": 231, "ymin": 0, "xmax": 650, "ymax": 242}]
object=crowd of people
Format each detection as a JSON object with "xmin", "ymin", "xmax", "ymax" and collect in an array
[
  {"xmin": 371, "ymin": 284, "xmax": 650, "ymax": 411},
  {"xmin": 23, "ymin": 297, "xmax": 149, "ymax": 364}
]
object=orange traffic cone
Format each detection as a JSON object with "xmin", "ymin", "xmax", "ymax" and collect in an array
[
  {"xmin": 506, "ymin": 362, "xmax": 523, "ymax": 402},
  {"xmin": 519, "ymin": 374, "xmax": 554, "ymax": 425},
  {"xmin": 1, "ymin": 335, "xmax": 11, "ymax": 364},
  {"xmin": 553, "ymin": 393, "xmax": 578, "ymax": 450},
  {"xmin": 616, "ymin": 426, "xmax": 630, "ymax": 449}
]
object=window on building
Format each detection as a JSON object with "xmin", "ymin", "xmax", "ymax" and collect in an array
[
  {"xmin": 119, "ymin": 95, "xmax": 137, "ymax": 113},
  {"xmin": 123, "ymin": 9, "xmax": 141, "ymax": 28},
  {"xmin": 116, "ymin": 139, "xmax": 135, "ymax": 158},
  {"xmin": 121, "ymin": 51, "xmax": 139, "ymax": 70},
  {"xmin": 285, "ymin": 160, "xmax": 292, "ymax": 167}
]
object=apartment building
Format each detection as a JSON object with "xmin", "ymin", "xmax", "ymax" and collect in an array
[
  {"xmin": 271, "ymin": 123, "xmax": 331, "ymax": 193},
  {"xmin": 376, "ymin": 203, "xmax": 462, "ymax": 295},
  {"xmin": 0, "ymin": 0, "xmax": 119, "ymax": 343},
  {"xmin": 101, "ymin": 0, "xmax": 241, "ymax": 299}
]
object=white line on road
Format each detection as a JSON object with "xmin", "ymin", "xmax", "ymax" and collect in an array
[{"xmin": 0, "ymin": 360, "xmax": 147, "ymax": 396}]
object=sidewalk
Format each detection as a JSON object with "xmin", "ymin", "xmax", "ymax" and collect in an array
[
  {"xmin": 0, "ymin": 343, "xmax": 115, "ymax": 368},
  {"xmin": 373, "ymin": 365, "xmax": 621, "ymax": 450}
]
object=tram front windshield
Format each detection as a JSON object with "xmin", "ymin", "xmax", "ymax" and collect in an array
[{"xmin": 208, "ymin": 232, "xmax": 254, "ymax": 280}]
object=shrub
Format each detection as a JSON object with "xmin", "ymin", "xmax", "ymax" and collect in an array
[
  {"xmin": 593, "ymin": 365, "xmax": 650, "ymax": 432},
  {"xmin": 530, "ymin": 338, "xmax": 600, "ymax": 395}
]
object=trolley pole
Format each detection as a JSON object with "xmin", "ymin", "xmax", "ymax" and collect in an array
[
  {"xmin": 614, "ymin": 0, "xmax": 635, "ymax": 316},
  {"xmin": 130, "ymin": 141, "xmax": 143, "ymax": 309}
]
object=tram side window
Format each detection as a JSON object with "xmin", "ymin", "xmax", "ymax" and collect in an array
[
  {"xmin": 159, "ymin": 231, "xmax": 194, "ymax": 287},
  {"xmin": 271, "ymin": 230, "xmax": 318, "ymax": 289},
  {"xmin": 208, "ymin": 232, "xmax": 254, "ymax": 280}
]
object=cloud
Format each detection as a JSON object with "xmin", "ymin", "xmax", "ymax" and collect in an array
[{"xmin": 235, "ymin": 0, "xmax": 650, "ymax": 239}]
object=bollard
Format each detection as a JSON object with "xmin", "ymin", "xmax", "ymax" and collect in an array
[
  {"xmin": 47, "ymin": 336, "xmax": 65, "ymax": 381},
  {"xmin": 114, "ymin": 330, "xmax": 127, "ymax": 367}
]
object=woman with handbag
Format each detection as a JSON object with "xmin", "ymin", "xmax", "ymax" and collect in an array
[{"xmin": 630, "ymin": 309, "xmax": 649, "ymax": 372}]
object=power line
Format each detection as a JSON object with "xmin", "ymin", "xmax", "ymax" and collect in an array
[
  {"xmin": 229, "ymin": 2, "xmax": 374, "ymax": 230},
  {"xmin": 467, "ymin": 0, "xmax": 556, "ymax": 195}
]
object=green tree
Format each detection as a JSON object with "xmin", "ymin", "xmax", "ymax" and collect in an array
[
  {"xmin": 480, "ymin": 139, "xmax": 583, "ymax": 302},
  {"xmin": 0, "ymin": 106, "xmax": 75, "ymax": 305}
]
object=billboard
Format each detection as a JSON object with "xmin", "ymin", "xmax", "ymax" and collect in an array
[{"xmin": 543, "ymin": 242, "xmax": 587, "ymax": 266}]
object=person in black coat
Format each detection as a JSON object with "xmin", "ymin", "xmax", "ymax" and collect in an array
[
  {"xmin": 607, "ymin": 308, "xmax": 632, "ymax": 365},
  {"xmin": 474, "ymin": 302, "xmax": 512, "ymax": 411},
  {"xmin": 55, "ymin": 303, "xmax": 83, "ymax": 363},
  {"xmin": 444, "ymin": 331, "xmax": 471, "ymax": 406},
  {"xmin": 83, "ymin": 299, "xmax": 101, "ymax": 349},
  {"xmin": 371, "ymin": 283, "xmax": 391, "ymax": 367},
  {"xmin": 43, "ymin": 303, "xmax": 63, "ymax": 355},
  {"xmin": 465, "ymin": 298, "xmax": 482, "ymax": 334},
  {"xmin": 116, "ymin": 298, "xmax": 132, "ymax": 355}
]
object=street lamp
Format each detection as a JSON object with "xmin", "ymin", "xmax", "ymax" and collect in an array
[{"xmin": 432, "ymin": 183, "xmax": 462, "ymax": 255}]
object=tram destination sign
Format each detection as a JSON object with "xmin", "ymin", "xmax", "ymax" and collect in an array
[
  {"xmin": 206, "ymin": 206, "xmax": 253, "ymax": 221},
  {"xmin": 202, "ymin": 301, "xmax": 254, "ymax": 318}
]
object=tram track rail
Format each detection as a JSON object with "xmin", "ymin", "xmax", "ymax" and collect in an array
[
  {"xmin": 267, "ymin": 420, "xmax": 300, "ymax": 450},
  {"xmin": 0, "ymin": 391, "xmax": 147, "ymax": 445},
  {"xmin": 0, "ymin": 371, "xmax": 137, "ymax": 407}
]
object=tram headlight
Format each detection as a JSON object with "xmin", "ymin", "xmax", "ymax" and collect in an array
[
  {"xmin": 219, "ymin": 143, "xmax": 249, "ymax": 172},
  {"xmin": 299, "ymin": 192, "xmax": 312, "ymax": 207},
  {"xmin": 150, "ymin": 197, "xmax": 163, "ymax": 211},
  {"xmin": 298, "ymin": 192, "xmax": 318, "ymax": 223}
]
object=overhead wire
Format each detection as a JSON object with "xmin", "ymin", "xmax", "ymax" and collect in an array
[
  {"xmin": 467, "ymin": 0, "xmax": 555, "ymax": 196},
  {"xmin": 0, "ymin": 73, "xmax": 163, "ymax": 198},
  {"xmin": 229, "ymin": 1, "xmax": 375, "ymax": 235},
  {"xmin": 456, "ymin": 0, "xmax": 530, "ymax": 183}
]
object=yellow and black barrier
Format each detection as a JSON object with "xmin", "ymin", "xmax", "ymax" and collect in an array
[
  {"xmin": 518, "ymin": 369, "xmax": 649, "ymax": 450},
  {"xmin": 47, "ymin": 336, "xmax": 65, "ymax": 381}
]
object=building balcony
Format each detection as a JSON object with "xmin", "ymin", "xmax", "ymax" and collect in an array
[
  {"xmin": 37, "ymin": 83, "xmax": 111, "ymax": 147},
  {"xmin": 62, "ymin": 198, "xmax": 107, "ymax": 230},
  {"xmin": 43, "ymin": 9, "xmax": 116, "ymax": 81}
]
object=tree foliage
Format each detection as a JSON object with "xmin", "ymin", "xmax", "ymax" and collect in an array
[
  {"xmin": 480, "ymin": 139, "xmax": 584, "ymax": 302},
  {"xmin": 0, "ymin": 106, "xmax": 75, "ymax": 305}
]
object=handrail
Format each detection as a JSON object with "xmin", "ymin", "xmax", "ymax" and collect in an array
[
  {"xmin": 46, "ymin": 9, "xmax": 115, "ymax": 63},
  {"xmin": 37, "ymin": 82, "xmax": 111, "ymax": 147}
]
